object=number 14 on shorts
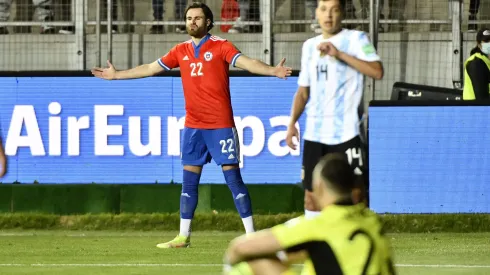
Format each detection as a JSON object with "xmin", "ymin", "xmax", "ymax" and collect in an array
[{"xmin": 345, "ymin": 147, "xmax": 363, "ymax": 167}]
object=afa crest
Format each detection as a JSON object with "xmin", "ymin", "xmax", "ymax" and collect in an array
[{"xmin": 204, "ymin": 51, "xmax": 213, "ymax": 61}]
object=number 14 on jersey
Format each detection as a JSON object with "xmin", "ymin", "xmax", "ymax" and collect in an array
[{"xmin": 316, "ymin": 64, "xmax": 327, "ymax": 80}]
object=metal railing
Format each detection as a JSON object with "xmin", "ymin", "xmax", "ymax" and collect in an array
[{"xmin": 0, "ymin": 0, "xmax": 476, "ymax": 100}]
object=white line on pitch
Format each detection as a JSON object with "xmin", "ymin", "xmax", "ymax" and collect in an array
[
  {"xmin": 0, "ymin": 264, "xmax": 221, "ymax": 267},
  {"xmin": 397, "ymin": 264, "xmax": 490, "ymax": 268},
  {"xmin": 0, "ymin": 263, "xmax": 489, "ymax": 268}
]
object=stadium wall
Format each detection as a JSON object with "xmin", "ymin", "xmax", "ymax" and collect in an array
[{"xmin": 0, "ymin": 184, "xmax": 304, "ymax": 215}]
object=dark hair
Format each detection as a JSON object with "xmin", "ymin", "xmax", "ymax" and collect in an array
[
  {"xmin": 319, "ymin": 0, "xmax": 346, "ymax": 12},
  {"xmin": 184, "ymin": 2, "xmax": 214, "ymax": 31},
  {"xmin": 316, "ymin": 153, "xmax": 356, "ymax": 196}
]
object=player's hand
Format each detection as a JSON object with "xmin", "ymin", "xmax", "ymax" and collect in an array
[
  {"xmin": 273, "ymin": 58, "xmax": 293, "ymax": 79},
  {"xmin": 317, "ymin": 42, "xmax": 339, "ymax": 57},
  {"xmin": 0, "ymin": 151, "xmax": 7, "ymax": 178},
  {"xmin": 286, "ymin": 123, "xmax": 300, "ymax": 150},
  {"xmin": 91, "ymin": 60, "xmax": 117, "ymax": 80}
]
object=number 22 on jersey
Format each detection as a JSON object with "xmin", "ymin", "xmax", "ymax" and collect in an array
[{"xmin": 190, "ymin": 62, "xmax": 203, "ymax": 77}]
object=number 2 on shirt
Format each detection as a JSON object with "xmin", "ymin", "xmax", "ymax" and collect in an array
[
  {"xmin": 349, "ymin": 228, "xmax": 396, "ymax": 275},
  {"xmin": 190, "ymin": 62, "xmax": 203, "ymax": 77}
]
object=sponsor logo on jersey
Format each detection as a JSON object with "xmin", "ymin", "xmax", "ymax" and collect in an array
[{"xmin": 362, "ymin": 44, "xmax": 375, "ymax": 55}]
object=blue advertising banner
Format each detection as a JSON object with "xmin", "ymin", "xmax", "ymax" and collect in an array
[
  {"xmin": 369, "ymin": 103, "xmax": 490, "ymax": 213},
  {"xmin": 0, "ymin": 76, "xmax": 304, "ymax": 184},
  {"xmin": 2, "ymin": 77, "xmax": 487, "ymax": 214}
]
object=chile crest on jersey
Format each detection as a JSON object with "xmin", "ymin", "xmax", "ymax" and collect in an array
[{"xmin": 204, "ymin": 51, "xmax": 213, "ymax": 61}]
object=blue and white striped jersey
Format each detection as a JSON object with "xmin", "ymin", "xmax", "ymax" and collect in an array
[{"xmin": 298, "ymin": 29, "xmax": 381, "ymax": 145}]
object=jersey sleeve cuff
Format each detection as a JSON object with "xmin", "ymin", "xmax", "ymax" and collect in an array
[
  {"xmin": 231, "ymin": 53, "xmax": 242, "ymax": 67},
  {"xmin": 357, "ymin": 55, "xmax": 381, "ymax": 63},
  {"xmin": 270, "ymin": 226, "xmax": 288, "ymax": 247},
  {"xmin": 297, "ymin": 80, "xmax": 310, "ymax": 87},
  {"xmin": 157, "ymin": 59, "xmax": 171, "ymax": 71}
]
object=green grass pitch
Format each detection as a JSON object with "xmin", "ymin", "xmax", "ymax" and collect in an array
[{"xmin": 0, "ymin": 231, "xmax": 488, "ymax": 275}]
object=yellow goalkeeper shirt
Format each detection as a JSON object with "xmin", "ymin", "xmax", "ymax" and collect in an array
[{"xmin": 271, "ymin": 203, "xmax": 396, "ymax": 275}]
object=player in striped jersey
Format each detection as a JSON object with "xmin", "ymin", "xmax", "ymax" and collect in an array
[{"xmin": 286, "ymin": 0, "xmax": 384, "ymax": 219}]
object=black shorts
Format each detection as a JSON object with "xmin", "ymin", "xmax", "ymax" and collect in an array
[{"xmin": 302, "ymin": 136, "xmax": 367, "ymax": 192}]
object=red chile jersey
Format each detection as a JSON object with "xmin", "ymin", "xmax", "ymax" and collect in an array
[{"xmin": 157, "ymin": 33, "xmax": 242, "ymax": 129}]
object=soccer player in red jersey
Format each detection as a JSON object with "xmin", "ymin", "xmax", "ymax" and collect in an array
[{"xmin": 92, "ymin": 2, "xmax": 292, "ymax": 248}]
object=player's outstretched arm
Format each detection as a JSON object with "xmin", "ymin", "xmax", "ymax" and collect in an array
[
  {"xmin": 234, "ymin": 55, "xmax": 292, "ymax": 79},
  {"xmin": 91, "ymin": 60, "xmax": 165, "ymax": 80}
]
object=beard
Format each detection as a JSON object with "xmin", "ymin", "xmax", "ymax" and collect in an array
[{"xmin": 186, "ymin": 24, "xmax": 207, "ymax": 38}]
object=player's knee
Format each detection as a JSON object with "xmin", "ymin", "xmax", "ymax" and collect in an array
[
  {"xmin": 248, "ymin": 258, "xmax": 289, "ymax": 275},
  {"xmin": 182, "ymin": 170, "xmax": 200, "ymax": 191},
  {"xmin": 223, "ymin": 167, "xmax": 245, "ymax": 188},
  {"xmin": 184, "ymin": 165, "xmax": 203, "ymax": 174},
  {"xmin": 222, "ymin": 164, "xmax": 239, "ymax": 171},
  {"xmin": 304, "ymin": 191, "xmax": 317, "ymax": 211}
]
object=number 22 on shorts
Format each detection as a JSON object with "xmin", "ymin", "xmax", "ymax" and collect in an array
[{"xmin": 220, "ymin": 138, "xmax": 235, "ymax": 153}]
